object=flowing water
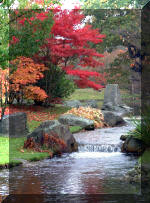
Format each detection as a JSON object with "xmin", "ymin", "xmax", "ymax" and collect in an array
[{"xmin": 0, "ymin": 118, "xmax": 141, "ymax": 198}]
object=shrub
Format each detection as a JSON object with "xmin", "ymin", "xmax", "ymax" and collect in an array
[
  {"xmin": 9, "ymin": 57, "xmax": 48, "ymax": 104},
  {"xmin": 35, "ymin": 66, "xmax": 76, "ymax": 105},
  {"xmin": 127, "ymin": 118, "xmax": 141, "ymax": 139},
  {"xmin": 24, "ymin": 132, "xmax": 67, "ymax": 157},
  {"xmin": 128, "ymin": 109, "xmax": 150, "ymax": 146},
  {"xmin": 64, "ymin": 106, "xmax": 107, "ymax": 128}
]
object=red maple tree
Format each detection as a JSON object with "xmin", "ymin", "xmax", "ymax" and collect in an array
[
  {"xmin": 34, "ymin": 8, "xmax": 106, "ymax": 90},
  {"xmin": 9, "ymin": 8, "xmax": 106, "ymax": 104}
]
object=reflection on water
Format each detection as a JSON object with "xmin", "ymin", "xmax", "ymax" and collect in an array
[
  {"xmin": 2, "ymin": 193, "xmax": 148, "ymax": 203},
  {"xmin": 0, "ymin": 169, "xmax": 9, "ymax": 196},
  {"xmin": 8, "ymin": 152, "xmax": 140, "ymax": 195}
]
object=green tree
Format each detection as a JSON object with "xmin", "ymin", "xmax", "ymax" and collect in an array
[
  {"xmin": 0, "ymin": 0, "xmax": 61, "ymax": 69},
  {"xmin": 9, "ymin": 9, "xmax": 54, "ymax": 60},
  {"xmin": 0, "ymin": 6, "xmax": 9, "ymax": 68},
  {"xmin": 81, "ymin": 0, "xmax": 149, "ymax": 9},
  {"xmin": 81, "ymin": 3, "xmax": 141, "ymax": 52},
  {"xmin": 81, "ymin": 0, "xmax": 144, "ymax": 73}
]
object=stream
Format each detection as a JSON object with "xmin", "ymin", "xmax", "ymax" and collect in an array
[{"xmin": 0, "ymin": 118, "xmax": 141, "ymax": 199}]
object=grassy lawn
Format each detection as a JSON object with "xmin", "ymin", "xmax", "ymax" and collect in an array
[
  {"xmin": 28, "ymin": 120, "xmax": 42, "ymax": 133},
  {"xmin": 10, "ymin": 137, "xmax": 50, "ymax": 162},
  {"xmin": 0, "ymin": 137, "xmax": 9, "ymax": 165},
  {"xmin": 66, "ymin": 87, "xmax": 134, "ymax": 101},
  {"xmin": 65, "ymin": 88, "xmax": 104, "ymax": 101},
  {"xmin": 120, "ymin": 89, "xmax": 141, "ymax": 104},
  {"xmin": 65, "ymin": 88, "xmax": 138, "ymax": 102},
  {"xmin": 43, "ymin": 105, "xmax": 71, "ymax": 116},
  {"xmin": 0, "ymin": 136, "xmax": 50, "ymax": 166},
  {"xmin": 63, "ymin": 88, "xmax": 105, "ymax": 108}
]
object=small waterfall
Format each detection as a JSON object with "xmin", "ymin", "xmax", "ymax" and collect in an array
[{"xmin": 78, "ymin": 144, "xmax": 121, "ymax": 153}]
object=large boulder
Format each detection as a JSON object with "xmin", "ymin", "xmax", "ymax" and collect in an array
[
  {"xmin": 121, "ymin": 135, "xmax": 145, "ymax": 154},
  {"xmin": 120, "ymin": 134, "xmax": 129, "ymax": 141},
  {"xmin": 101, "ymin": 84, "xmax": 131, "ymax": 116},
  {"xmin": 0, "ymin": 112, "xmax": 28, "ymax": 137},
  {"xmin": 102, "ymin": 102, "xmax": 131, "ymax": 116},
  {"xmin": 58, "ymin": 114, "xmax": 95, "ymax": 130},
  {"xmin": 63, "ymin": 100, "xmax": 82, "ymax": 108},
  {"xmin": 27, "ymin": 120, "xmax": 78, "ymax": 153},
  {"xmin": 102, "ymin": 111, "xmax": 126, "ymax": 127}
]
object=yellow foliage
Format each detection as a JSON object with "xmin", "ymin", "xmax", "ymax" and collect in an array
[{"xmin": 64, "ymin": 106, "xmax": 106, "ymax": 128}]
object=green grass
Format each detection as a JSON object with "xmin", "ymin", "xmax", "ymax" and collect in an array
[
  {"xmin": 69, "ymin": 126, "xmax": 83, "ymax": 133},
  {"xmin": 66, "ymin": 88, "xmax": 137, "ymax": 102},
  {"xmin": 120, "ymin": 89, "xmax": 141, "ymax": 105},
  {"xmin": 127, "ymin": 118, "xmax": 141, "ymax": 139},
  {"xmin": 28, "ymin": 120, "xmax": 41, "ymax": 133},
  {"xmin": 97, "ymin": 101, "xmax": 103, "ymax": 109},
  {"xmin": 141, "ymin": 149, "xmax": 150, "ymax": 164},
  {"xmin": 127, "ymin": 109, "xmax": 150, "ymax": 146},
  {"xmin": 65, "ymin": 88, "xmax": 104, "ymax": 101},
  {"xmin": 45, "ymin": 105, "xmax": 71, "ymax": 115},
  {"xmin": 0, "ymin": 137, "xmax": 9, "ymax": 165},
  {"xmin": 9, "ymin": 137, "xmax": 50, "ymax": 162},
  {"xmin": 0, "ymin": 136, "xmax": 50, "ymax": 166}
]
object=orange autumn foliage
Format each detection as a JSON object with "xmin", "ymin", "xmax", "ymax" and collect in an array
[
  {"xmin": 0, "ymin": 104, "xmax": 57, "ymax": 121},
  {"xmin": 0, "ymin": 68, "xmax": 9, "ymax": 99},
  {"xmin": 0, "ymin": 68, "xmax": 9, "ymax": 119},
  {"xmin": 10, "ymin": 57, "xmax": 48, "ymax": 101},
  {"xmin": 24, "ymin": 132, "xmax": 67, "ymax": 157},
  {"xmin": 24, "ymin": 86, "xmax": 48, "ymax": 101},
  {"xmin": 23, "ymin": 137, "xmax": 53, "ymax": 158}
]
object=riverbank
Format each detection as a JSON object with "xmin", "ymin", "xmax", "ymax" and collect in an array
[
  {"xmin": 0, "ymin": 113, "xmax": 139, "ymax": 171},
  {"xmin": 124, "ymin": 148, "xmax": 150, "ymax": 184},
  {"xmin": 121, "ymin": 113, "xmax": 150, "ymax": 182},
  {"xmin": 0, "ymin": 126, "xmax": 83, "ymax": 170}
]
